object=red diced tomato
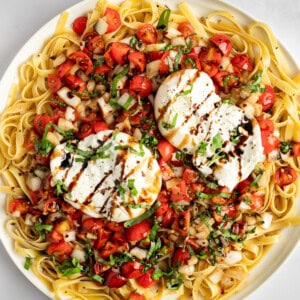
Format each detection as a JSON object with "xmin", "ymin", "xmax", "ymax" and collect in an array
[
  {"xmin": 136, "ymin": 268, "xmax": 157, "ymax": 288},
  {"xmin": 56, "ymin": 60, "xmax": 74, "ymax": 78},
  {"xmin": 81, "ymin": 218, "xmax": 104, "ymax": 232},
  {"xmin": 128, "ymin": 51, "xmax": 147, "ymax": 73},
  {"xmin": 182, "ymin": 167, "xmax": 199, "ymax": 183},
  {"xmin": 72, "ymin": 16, "xmax": 88, "ymax": 36},
  {"xmin": 103, "ymin": 47, "xmax": 115, "ymax": 68},
  {"xmin": 157, "ymin": 139, "xmax": 176, "ymax": 162},
  {"xmin": 65, "ymin": 74, "xmax": 86, "ymax": 93},
  {"xmin": 161, "ymin": 206, "xmax": 175, "ymax": 227},
  {"xmin": 33, "ymin": 113, "xmax": 52, "ymax": 136},
  {"xmin": 292, "ymin": 142, "xmax": 300, "ymax": 156},
  {"xmin": 8, "ymin": 198, "xmax": 29, "ymax": 215},
  {"xmin": 173, "ymin": 210, "xmax": 190, "ymax": 236},
  {"xmin": 103, "ymin": 8, "xmax": 121, "ymax": 33},
  {"xmin": 47, "ymin": 74, "xmax": 62, "ymax": 93},
  {"xmin": 274, "ymin": 167, "xmax": 297, "ymax": 187},
  {"xmin": 231, "ymin": 54, "xmax": 254, "ymax": 71},
  {"xmin": 177, "ymin": 22, "xmax": 194, "ymax": 38},
  {"xmin": 110, "ymin": 42, "xmax": 131, "ymax": 65},
  {"xmin": 172, "ymin": 247, "xmax": 191, "ymax": 266},
  {"xmin": 120, "ymin": 261, "xmax": 143, "ymax": 279},
  {"xmin": 258, "ymin": 85, "xmax": 275, "ymax": 111},
  {"xmin": 69, "ymin": 51, "xmax": 93, "ymax": 75},
  {"xmin": 104, "ymin": 270, "xmax": 127, "ymax": 288},
  {"xmin": 210, "ymin": 34, "xmax": 232, "ymax": 57},
  {"xmin": 93, "ymin": 121, "xmax": 109, "ymax": 133},
  {"xmin": 158, "ymin": 158, "xmax": 175, "ymax": 181},
  {"xmin": 47, "ymin": 241, "xmax": 73, "ymax": 256},
  {"xmin": 125, "ymin": 220, "xmax": 151, "ymax": 242},
  {"xmin": 87, "ymin": 35, "xmax": 105, "ymax": 53},
  {"xmin": 129, "ymin": 292, "xmax": 146, "ymax": 300},
  {"xmin": 94, "ymin": 64, "xmax": 112, "ymax": 75},
  {"xmin": 129, "ymin": 75, "xmax": 152, "ymax": 98},
  {"xmin": 136, "ymin": 24, "xmax": 158, "ymax": 44},
  {"xmin": 147, "ymin": 51, "xmax": 164, "ymax": 62}
]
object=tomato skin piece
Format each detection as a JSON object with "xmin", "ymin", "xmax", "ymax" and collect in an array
[
  {"xmin": 182, "ymin": 167, "xmax": 199, "ymax": 184},
  {"xmin": 120, "ymin": 261, "xmax": 143, "ymax": 279},
  {"xmin": 161, "ymin": 206, "xmax": 175, "ymax": 227},
  {"xmin": 93, "ymin": 121, "xmax": 110, "ymax": 133},
  {"xmin": 33, "ymin": 114, "xmax": 52, "ymax": 136},
  {"xmin": 157, "ymin": 139, "xmax": 176, "ymax": 162},
  {"xmin": 173, "ymin": 210, "xmax": 191, "ymax": 236},
  {"xmin": 94, "ymin": 64, "xmax": 112, "ymax": 75},
  {"xmin": 129, "ymin": 292, "xmax": 146, "ymax": 300},
  {"xmin": 172, "ymin": 247, "xmax": 191, "ymax": 266},
  {"xmin": 110, "ymin": 42, "xmax": 131, "ymax": 65},
  {"xmin": 47, "ymin": 74, "xmax": 62, "ymax": 93},
  {"xmin": 210, "ymin": 34, "xmax": 232, "ymax": 57},
  {"xmin": 104, "ymin": 270, "xmax": 127, "ymax": 288},
  {"xmin": 177, "ymin": 22, "xmax": 194, "ymax": 37},
  {"xmin": 159, "ymin": 51, "xmax": 172, "ymax": 75},
  {"xmin": 81, "ymin": 218, "xmax": 104, "ymax": 233},
  {"xmin": 128, "ymin": 51, "xmax": 147, "ymax": 73},
  {"xmin": 65, "ymin": 75, "xmax": 86, "ymax": 93},
  {"xmin": 77, "ymin": 123, "xmax": 93, "ymax": 139},
  {"xmin": 129, "ymin": 75, "xmax": 152, "ymax": 98},
  {"xmin": 125, "ymin": 220, "xmax": 151, "ymax": 242},
  {"xmin": 136, "ymin": 268, "xmax": 157, "ymax": 288},
  {"xmin": 292, "ymin": 142, "xmax": 300, "ymax": 156},
  {"xmin": 231, "ymin": 54, "xmax": 254, "ymax": 71},
  {"xmin": 69, "ymin": 51, "xmax": 93, "ymax": 75},
  {"xmin": 258, "ymin": 85, "xmax": 275, "ymax": 111},
  {"xmin": 56, "ymin": 60, "xmax": 75, "ymax": 78},
  {"xmin": 137, "ymin": 24, "xmax": 158, "ymax": 44},
  {"xmin": 274, "ymin": 167, "xmax": 297, "ymax": 187},
  {"xmin": 72, "ymin": 16, "xmax": 88, "ymax": 36},
  {"xmin": 147, "ymin": 51, "xmax": 164, "ymax": 62},
  {"xmin": 103, "ymin": 8, "xmax": 121, "ymax": 33},
  {"xmin": 8, "ymin": 198, "xmax": 29, "ymax": 215},
  {"xmin": 47, "ymin": 241, "xmax": 73, "ymax": 256}
]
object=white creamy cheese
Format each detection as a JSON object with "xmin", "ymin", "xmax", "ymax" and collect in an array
[
  {"xmin": 154, "ymin": 69, "xmax": 264, "ymax": 191},
  {"xmin": 50, "ymin": 130, "xmax": 162, "ymax": 222}
]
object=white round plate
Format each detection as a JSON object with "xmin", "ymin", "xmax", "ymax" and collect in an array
[{"xmin": 0, "ymin": 0, "xmax": 300, "ymax": 299}]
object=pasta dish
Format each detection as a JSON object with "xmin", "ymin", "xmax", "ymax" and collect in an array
[{"xmin": 1, "ymin": 0, "xmax": 300, "ymax": 299}]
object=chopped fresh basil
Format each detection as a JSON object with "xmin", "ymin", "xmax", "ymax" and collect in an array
[
  {"xmin": 24, "ymin": 256, "xmax": 32, "ymax": 270},
  {"xmin": 212, "ymin": 133, "xmax": 223, "ymax": 153},
  {"xmin": 280, "ymin": 141, "xmax": 292, "ymax": 154},
  {"xmin": 111, "ymin": 66, "xmax": 129, "ymax": 97},
  {"xmin": 174, "ymin": 49, "xmax": 183, "ymax": 71},
  {"xmin": 59, "ymin": 258, "xmax": 83, "ymax": 277},
  {"xmin": 157, "ymin": 9, "xmax": 171, "ymax": 30},
  {"xmin": 242, "ymin": 70, "xmax": 266, "ymax": 93},
  {"xmin": 176, "ymin": 84, "xmax": 193, "ymax": 97},
  {"xmin": 34, "ymin": 222, "xmax": 53, "ymax": 238},
  {"xmin": 196, "ymin": 141, "xmax": 208, "ymax": 155},
  {"xmin": 184, "ymin": 57, "xmax": 196, "ymax": 68},
  {"xmin": 162, "ymin": 113, "xmax": 178, "ymax": 129},
  {"xmin": 127, "ymin": 179, "xmax": 138, "ymax": 196},
  {"xmin": 129, "ymin": 35, "xmax": 138, "ymax": 47}
]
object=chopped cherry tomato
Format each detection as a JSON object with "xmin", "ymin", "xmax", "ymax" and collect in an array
[
  {"xmin": 147, "ymin": 51, "xmax": 164, "ymax": 62},
  {"xmin": 172, "ymin": 247, "xmax": 191, "ymax": 266},
  {"xmin": 103, "ymin": 7, "xmax": 121, "ymax": 33},
  {"xmin": 274, "ymin": 167, "xmax": 297, "ymax": 187},
  {"xmin": 94, "ymin": 64, "xmax": 112, "ymax": 75},
  {"xmin": 210, "ymin": 34, "xmax": 232, "ymax": 57},
  {"xmin": 104, "ymin": 270, "xmax": 127, "ymax": 288},
  {"xmin": 136, "ymin": 24, "xmax": 158, "ymax": 44},
  {"xmin": 256, "ymin": 115, "xmax": 274, "ymax": 132},
  {"xmin": 23, "ymin": 129, "xmax": 38, "ymax": 150},
  {"xmin": 159, "ymin": 51, "xmax": 172, "ymax": 75},
  {"xmin": 47, "ymin": 74, "xmax": 62, "ymax": 93},
  {"xmin": 199, "ymin": 47, "xmax": 222, "ymax": 65},
  {"xmin": 161, "ymin": 206, "xmax": 175, "ymax": 227},
  {"xmin": 155, "ymin": 201, "xmax": 170, "ymax": 217},
  {"xmin": 180, "ymin": 53, "xmax": 201, "ymax": 70},
  {"xmin": 170, "ymin": 179, "xmax": 190, "ymax": 202},
  {"xmin": 77, "ymin": 123, "xmax": 93, "ymax": 139},
  {"xmin": 93, "ymin": 121, "xmax": 109, "ymax": 133},
  {"xmin": 173, "ymin": 210, "xmax": 190, "ymax": 236},
  {"xmin": 56, "ymin": 60, "xmax": 75, "ymax": 78},
  {"xmin": 120, "ymin": 261, "xmax": 143, "ymax": 279},
  {"xmin": 231, "ymin": 220, "xmax": 247, "ymax": 237},
  {"xmin": 125, "ymin": 220, "xmax": 151, "ymax": 242},
  {"xmin": 110, "ymin": 42, "xmax": 131, "ymax": 65},
  {"xmin": 8, "ymin": 198, "xmax": 29, "ymax": 215},
  {"xmin": 158, "ymin": 158, "xmax": 176, "ymax": 181},
  {"xmin": 177, "ymin": 22, "xmax": 194, "ymax": 38},
  {"xmin": 136, "ymin": 268, "xmax": 157, "ymax": 288},
  {"xmin": 129, "ymin": 292, "xmax": 146, "ymax": 300},
  {"xmin": 157, "ymin": 139, "xmax": 176, "ymax": 162},
  {"xmin": 43, "ymin": 197, "xmax": 60, "ymax": 214},
  {"xmin": 103, "ymin": 47, "xmax": 115, "ymax": 68},
  {"xmin": 239, "ymin": 192, "xmax": 264, "ymax": 210},
  {"xmin": 95, "ymin": 228, "xmax": 110, "ymax": 250},
  {"xmin": 47, "ymin": 241, "xmax": 73, "ymax": 256},
  {"xmin": 48, "ymin": 220, "xmax": 71, "ymax": 243},
  {"xmin": 81, "ymin": 218, "xmax": 103, "ymax": 232},
  {"xmin": 201, "ymin": 62, "xmax": 218, "ymax": 77},
  {"xmin": 87, "ymin": 35, "xmax": 105, "ymax": 53},
  {"xmin": 69, "ymin": 51, "xmax": 93, "ymax": 75},
  {"xmin": 157, "ymin": 189, "xmax": 169, "ymax": 203},
  {"xmin": 128, "ymin": 51, "xmax": 147, "ymax": 73},
  {"xmin": 72, "ymin": 16, "xmax": 88, "ymax": 36},
  {"xmin": 236, "ymin": 177, "xmax": 252, "ymax": 194},
  {"xmin": 33, "ymin": 114, "xmax": 52, "ymax": 136},
  {"xmin": 292, "ymin": 142, "xmax": 300, "ymax": 156},
  {"xmin": 129, "ymin": 75, "xmax": 152, "ymax": 98},
  {"xmin": 182, "ymin": 167, "xmax": 199, "ymax": 184},
  {"xmin": 231, "ymin": 54, "xmax": 254, "ymax": 71},
  {"xmin": 99, "ymin": 241, "xmax": 122, "ymax": 258},
  {"xmin": 258, "ymin": 85, "xmax": 275, "ymax": 111},
  {"xmin": 65, "ymin": 74, "xmax": 86, "ymax": 93}
]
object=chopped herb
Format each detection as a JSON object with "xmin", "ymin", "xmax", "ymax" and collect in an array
[
  {"xmin": 157, "ymin": 9, "xmax": 171, "ymax": 30},
  {"xmin": 124, "ymin": 203, "xmax": 150, "ymax": 209},
  {"xmin": 166, "ymin": 272, "xmax": 183, "ymax": 290},
  {"xmin": 55, "ymin": 180, "xmax": 69, "ymax": 196},
  {"xmin": 149, "ymin": 223, "xmax": 160, "ymax": 241},
  {"xmin": 162, "ymin": 113, "xmax": 178, "ymax": 129},
  {"xmin": 176, "ymin": 84, "xmax": 193, "ymax": 97},
  {"xmin": 242, "ymin": 71, "xmax": 266, "ymax": 93},
  {"xmin": 94, "ymin": 57, "xmax": 105, "ymax": 67},
  {"xmin": 196, "ymin": 250, "xmax": 208, "ymax": 260},
  {"xmin": 124, "ymin": 201, "xmax": 161, "ymax": 228},
  {"xmin": 182, "ymin": 36, "xmax": 193, "ymax": 53},
  {"xmin": 92, "ymin": 274, "xmax": 104, "ymax": 283},
  {"xmin": 223, "ymin": 75, "xmax": 240, "ymax": 89},
  {"xmin": 199, "ymin": 173, "xmax": 218, "ymax": 189},
  {"xmin": 129, "ymin": 35, "xmax": 138, "ymax": 47},
  {"xmin": 196, "ymin": 141, "xmax": 208, "ymax": 155},
  {"xmin": 59, "ymin": 258, "xmax": 83, "ymax": 277},
  {"xmin": 207, "ymin": 152, "xmax": 226, "ymax": 167},
  {"xmin": 34, "ymin": 222, "xmax": 53, "ymax": 238},
  {"xmin": 280, "ymin": 141, "xmax": 292, "ymax": 154},
  {"xmin": 111, "ymin": 66, "xmax": 129, "ymax": 97},
  {"xmin": 250, "ymin": 170, "xmax": 264, "ymax": 187},
  {"xmin": 24, "ymin": 256, "xmax": 32, "ymax": 270},
  {"xmin": 212, "ymin": 133, "xmax": 223, "ymax": 153},
  {"xmin": 174, "ymin": 49, "xmax": 183, "ymax": 71},
  {"xmin": 222, "ymin": 98, "xmax": 235, "ymax": 105},
  {"xmin": 117, "ymin": 184, "xmax": 126, "ymax": 200},
  {"xmin": 167, "ymin": 56, "xmax": 174, "ymax": 72},
  {"xmin": 196, "ymin": 191, "xmax": 231, "ymax": 200},
  {"xmin": 127, "ymin": 179, "xmax": 138, "ymax": 196},
  {"xmin": 184, "ymin": 57, "xmax": 196, "ymax": 68},
  {"xmin": 114, "ymin": 144, "xmax": 145, "ymax": 157},
  {"xmin": 230, "ymin": 127, "xmax": 240, "ymax": 144}
]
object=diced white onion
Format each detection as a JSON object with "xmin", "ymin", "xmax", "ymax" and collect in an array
[
  {"xmin": 178, "ymin": 264, "xmax": 195, "ymax": 275},
  {"xmin": 144, "ymin": 43, "xmax": 168, "ymax": 52},
  {"xmin": 46, "ymin": 131, "xmax": 64, "ymax": 146},
  {"xmin": 25, "ymin": 214, "xmax": 34, "ymax": 226},
  {"xmin": 261, "ymin": 212, "xmax": 273, "ymax": 229},
  {"xmin": 71, "ymin": 248, "xmax": 86, "ymax": 263},
  {"xmin": 172, "ymin": 166, "xmax": 184, "ymax": 178},
  {"xmin": 34, "ymin": 168, "xmax": 49, "ymax": 179},
  {"xmin": 65, "ymin": 106, "xmax": 75, "ymax": 122},
  {"xmin": 117, "ymin": 93, "xmax": 136, "ymax": 111},
  {"xmin": 165, "ymin": 27, "xmax": 182, "ymax": 39},
  {"xmin": 239, "ymin": 201, "xmax": 251, "ymax": 211},
  {"xmin": 26, "ymin": 174, "xmax": 42, "ymax": 191},
  {"xmin": 57, "ymin": 87, "xmax": 81, "ymax": 108},
  {"xmin": 224, "ymin": 251, "xmax": 242, "ymax": 265},
  {"xmin": 130, "ymin": 247, "xmax": 148, "ymax": 260},
  {"xmin": 97, "ymin": 94, "xmax": 116, "ymax": 119},
  {"xmin": 94, "ymin": 18, "xmax": 108, "ymax": 35},
  {"xmin": 171, "ymin": 37, "xmax": 186, "ymax": 47},
  {"xmin": 146, "ymin": 60, "xmax": 160, "ymax": 79},
  {"xmin": 64, "ymin": 230, "xmax": 76, "ymax": 242},
  {"xmin": 58, "ymin": 118, "xmax": 74, "ymax": 131}
]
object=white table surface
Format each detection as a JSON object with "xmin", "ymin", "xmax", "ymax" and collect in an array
[{"xmin": 0, "ymin": 0, "xmax": 300, "ymax": 299}]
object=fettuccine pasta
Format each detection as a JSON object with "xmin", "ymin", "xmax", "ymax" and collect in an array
[{"xmin": 1, "ymin": 1, "xmax": 300, "ymax": 300}]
